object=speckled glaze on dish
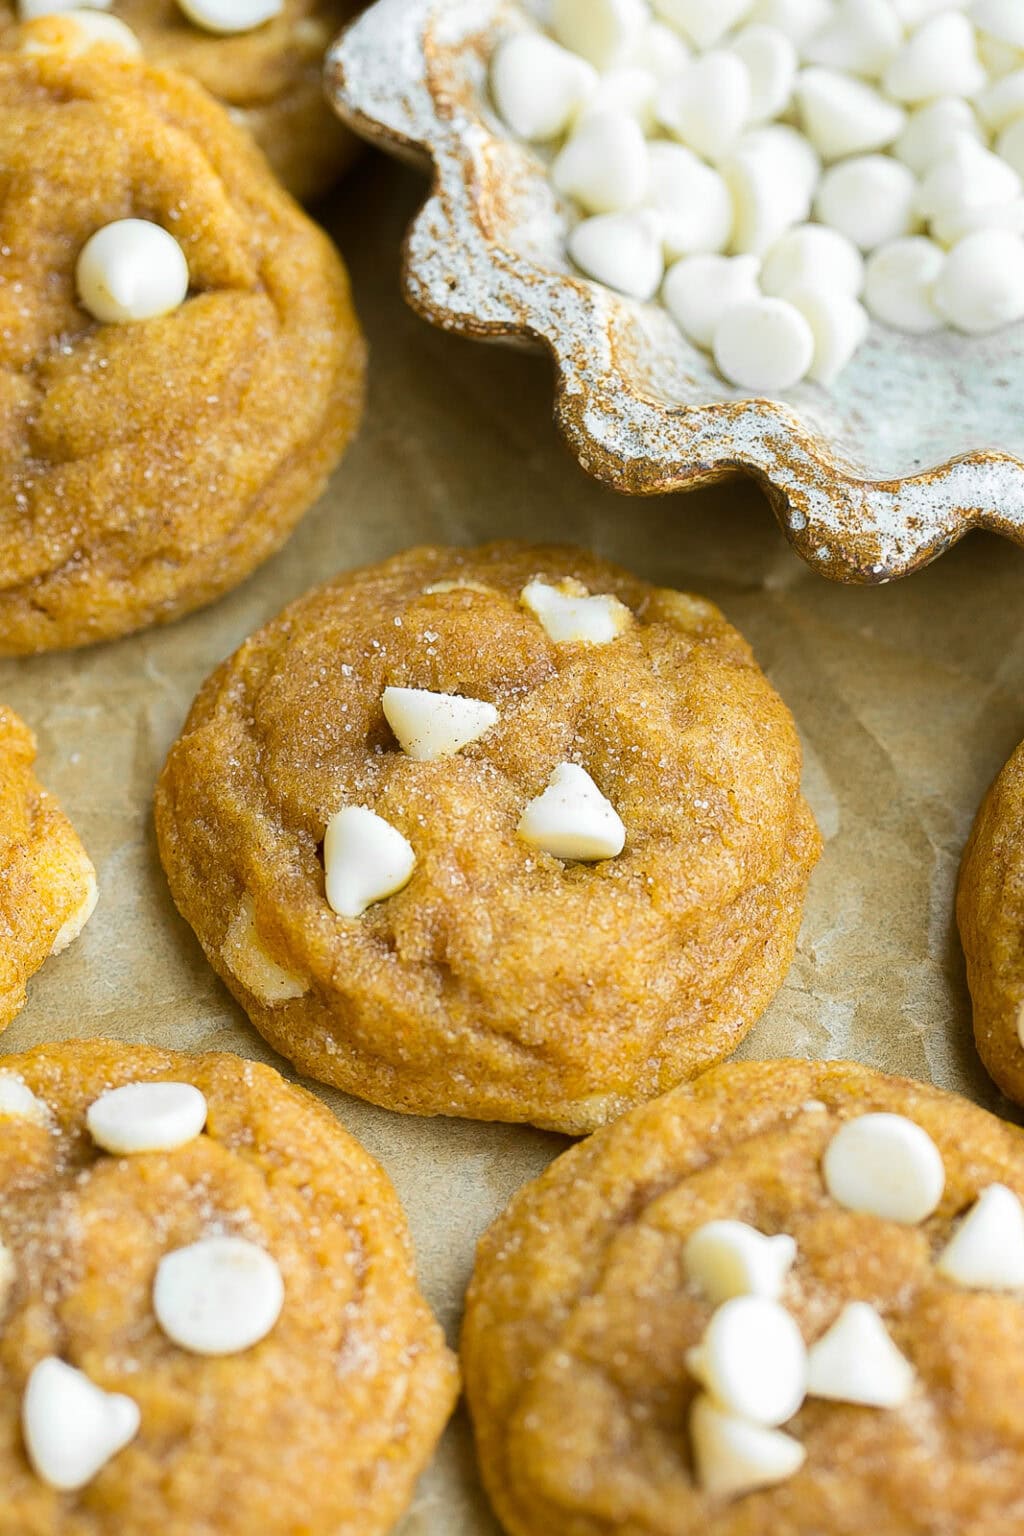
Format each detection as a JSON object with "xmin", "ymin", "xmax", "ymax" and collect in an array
[{"xmin": 327, "ymin": 0, "xmax": 1024, "ymax": 583}]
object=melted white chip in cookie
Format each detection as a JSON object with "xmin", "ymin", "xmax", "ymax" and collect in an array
[
  {"xmin": 521, "ymin": 578, "xmax": 632, "ymax": 645},
  {"xmin": 22, "ymin": 1357, "xmax": 139, "ymax": 1492},
  {"xmin": 50, "ymin": 868, "xmax": 98, "ymax": 956},
  {"xmin": 823, "ymin": 1112, "xmax": 945, "ymax": 1225},
  {"xmin": 382, "ymin": 686, "xmax": 498, "ymax": 761},
  {"xmin": 517, "ymin": 762, "xmax": 625, "ymax": 861},
  {"xmin": 690, "ymin": 1394, "xmax": 806, "ymax": 1498},
  {"xmin": 153, "ymin": 1236, "xmax": 284, "ymax": 1356},
  {"xmin": 222, "ymin": 894, "xmax": 307, "ymax": 1005},
  {"xmin": 684, "ymin": 1220, "xmax": 797, "ymax": 1304},
  {"xmin": 77, "ymin": 219, "xmax": 189, "ymax": 325},
  {"xmin": 806, "ymin": 1302, "xmax": 915, "ymax": 1408},
  {"xmin": 21, "ymin": 10, "xmax": 141, "ymax": 56},
  {"xmin": 687, "ymin": 1296, "xmax": 807, "ymax": 1427},
  {"xmin": 0, "ymin": 1073, "xmax": 49, "ymax": 1123},
  {"xmin": 87, "ymin": 1081, "xmax": 208, "ymax": 1156},
  {"xmin": 324, "ymin": 806, "xmax": 416, "ymax": 919},
  {"xmin": 936, "ymin": 1183, "xmax": 1024, "ymax": 1291},
  {"xmin": 176, "ymin": 0, "xmax": 283, "ymax": 34}
]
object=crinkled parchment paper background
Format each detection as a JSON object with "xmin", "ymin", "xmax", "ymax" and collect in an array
[{"xmin": 2, "ymin": 157, "xmax": 1024, "ymax": 1534}]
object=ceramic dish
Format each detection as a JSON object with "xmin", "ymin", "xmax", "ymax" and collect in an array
[{"xmin": 327, "ymin": 0, "xmax": 1024, "ymax": 582}]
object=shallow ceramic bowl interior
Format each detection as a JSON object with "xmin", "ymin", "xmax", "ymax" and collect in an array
[{"xmin": 327, "ymin": 0, "xmax": 1024, "ymax": 581}]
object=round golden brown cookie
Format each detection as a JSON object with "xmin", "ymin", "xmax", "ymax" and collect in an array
[
  {"xmin": 462, "ymin": 1058, "xmax": 1024, "ymax": 1536},
  {"xmin": 958, "ymin": 738, "xmax": 1024, "ymax": 1107},
  {"xmin": 1, "ymin": 1, "xmax": 361, "ymax": 201},
  {"xmin": 0, "ymin": 707, "xmax": 96, "ymax": 1030},
  {"xmin": 0, "ymin": 1037, "xmax": 458, "ymax": 1534},
  {"xmin": 155, "ymin": 543, "xmax": 821, "ymax": 1133},
  {"xmin": 0, "ymin": 49, "xmax": 364, "ymax": 655}
]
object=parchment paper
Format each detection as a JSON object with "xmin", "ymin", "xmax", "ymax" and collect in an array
[{"xmin": 2, "ymin": 155, "xmax": 1024, "ymax": 1534}]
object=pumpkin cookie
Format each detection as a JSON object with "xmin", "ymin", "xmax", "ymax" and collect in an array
[
  {"xmin": 0, "ymin": 707, "xmax": 96, "ymax": 1030},
  {"xmin": 958, "ymin": 737, "xmax": 1024, "ymax": 1106},
  {"xmin": 0, "ymin": 1037, "xmax": 458, "ymax": 1534},
  {"xmin": 155, "ymin": 543, "xmax": 820, "ymax": 1133},
  {"xmin": 3, "ymin": 1, "xmax": 360, "ymax": 201},
  {"xmin": 463, "ymin": 1058, "xmax": 1024, "ymax": 1536},
  {"xmin": 0, "ymin": 47, "xmax": 364, "ymax": 655}
]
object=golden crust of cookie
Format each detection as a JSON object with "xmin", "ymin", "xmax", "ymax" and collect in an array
[
  {"xmin": 462, "ymin": 1058, "xmax": 1024, "ymax": 1536},
  {"xmin": 0, "ymin": 707, "xmax": 96, "ymax": 1030},
  {"xmin": 0, "ymin": 51, "xmax": 365, "ymax": 655},
  {"xmin": 958, "ymin": 738, "xmax": 1024, "ymax": 1106},
  {"xmin": 0, "ymin": 1037, "xmax": 458, "ymax": 1536},
  {"xmin": 155, "ymin": 543, "xmax": 820, "ymax": 1133},
  {"xmin": 0, "ymin": 1, "xmax": 360, "ymax": 201}
]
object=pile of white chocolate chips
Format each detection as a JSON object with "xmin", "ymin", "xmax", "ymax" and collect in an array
[{"xmin": 490, "ymin": 0, "xmax": 1024, "ymax": 392}]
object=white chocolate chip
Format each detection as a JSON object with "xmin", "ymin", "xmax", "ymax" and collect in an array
[
  {"xmin": 823, "ymin": 1112, "xmax": 945, "ymax": 1224},
  {"xmin": 916, "ymin": 138, "xmax": 1022, "ymax": 230},
  {"xmin": 815, "ymin": 154, "xmax": 918, "ymax": 251},
  {"xmin": 892, "ymin": 0, "xmax": 969, "ymax": 21},
  {"xmin": 973, "ymin": 0, "xmax": 1024, "ymax": 49},
  {"xmin": 806, "ymin": 1302, "xmax": 916, "ymax": 1407},
  {"xmin": 645, "ymin": 143, "xmax": 734, "ymax": 259},
  {"xmin": 153, "ymin": 1236, "xmax": 284, "ymax": 1356},
  {"xmin": 627, "ymin": 19, "xmax": 692, "ymax": 79},
  {"xmin": 552, "ymin": 0, "xmax": 647, "ymax": 71},
  {"xmin": 893, "ymin": 97, "xmax": 983, "ymax": 176},
  {"xmin": 382, "ymin": 686, "xmax": 498, "ymax": 760},
  {"xmin": 731, "ymin": 24, "xmax": 798, "ymax": 122},
  {"xmin": 713, "ymin": 296, "xmax": 815, "ymax": 391},
  {"xmin": 579, "ymin": 67, "xmax": 659, "ymax": 135},
  {"xmin": 785, "ymin": 285, "xmax": 870, "ymax": 384},
  {"xmin": 0, "ymin": 1073, "xmax": 49, "ymax": 1123},
  {"xmin": 221, "ymin": 894, "xmax": 307, "ymax": 1005},
  {"xmin": 796, "ymin": 68, "xmax": 906, "ymax": 162},
  {"xmin": 655, "ymin": 50, "xmax": 752, "ymax": 162},
  {"xmin": 883, "ymin": 12, "xmax": 986, "ymax": 103},
  {"xmin": 568, "ymin": 210, "xmax": 665, "ymax": 300},
  {"xmin": 86, "ymin": 1081, "xmax": 207, "ymax": 1156},
  {"xmin": 21, "ymin": 10, "xmax": 141, "ymax": 55},
  {"xmin": 490, "ymin": 32, "xmax": 597, "ymax": 142},
  {"xmin": 761, "ymin": 223, "xmax": 865, "ymax": 299},
  {"xmin": 997, "ymin": 117, "xmax": 1024, "ymax": 181},
  {"xmin": 690, "ymin": 1395, "xmax": 806, "ymax": 1498},
  {"xmin": 932, "ymin": 196, "xmax": 1024, "ymax": 247},
  {"xmin": 684, "ymin": 1220, "xmax": 797, "ymax": 1303},
  {"xmin": 748, "ymin": 0, "xmax": 831, "ymax": 44},
  {"xmin": 22, "ymin": 1358, "xmax": 139, "ymax": 1492},
  {"xmin": 422, "ymin": 579, "xmax": 498, "ymax": 596},
  {"xmin": 76, "ymin": 219, "xmax": 189, "ymax": 325},
  {"xmin": 936, "ymin": 1183, "xmax": 1024, "ymax": 1290},
  {"xmin": 933, "ymin": 229, "xmax": 1024, "ymax": 332},
  {"xmin": 723, "ymin": 125, "xmax": 819, "ymax": 255},
  {"xmin": 802, "ymin": 0, "xmax": 903, "ymax": 79},
  {"xmin": 653, "ymin": 0, "xmax": 756, "ymax": 50},
  {"xmin": 521, "ymin": 578, "xmax": 632, "ymax": 644},
  {"xmin": 663, "ymin": 252, "xmax": 762, "ymax": 348},
  {"xmin": 976, "ymin": 69, "xmax": 1024, "ymax": 132},
  {"xmin": 18, "ymin": 0, "xmax": 112, "ymax": 15},
  {"xmin": 864, "ymin": 236, "xmax": 945, "ymax": 331},
  {"xmin": 687, "ymin": 1296, "xmax": 807, "ymax": 1425},
  {"xmin": 175, "ymin": 0, "xmax": 283, "ymax": 34},
  {"xmin": 976, "ymin": 28, "xmax": 1022, "ymax": 78},
  {"xmin": 323, "ymin": 806, "xmax": 415, "ymax": 919},
  {"xmin": 553, "ymin": 110, "xmax": 650, "ymax": 214},
  {"xmin": 517, "ymin": 762, "xmax": 626, "ymax": 861},
  {"xmin": 50, "ymin": 867, "xmax": 98, "ymax": 955}
]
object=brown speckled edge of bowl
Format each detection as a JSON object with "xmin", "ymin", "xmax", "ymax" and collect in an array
[{"xmin": 325, "ymin": 0, "xmax": 1024, "ymax": 583}]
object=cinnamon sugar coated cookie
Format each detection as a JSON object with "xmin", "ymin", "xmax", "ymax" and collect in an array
[
  {"xmin": 0, "ymin": 49, "xmax": 364, "ymax": 654},
  {"xmin": 2, "ymin": 0, "xmax": 360, "ymax": 200},
  {"xmin": 155, "ymin": 543, "xmax": 821, "ymax": 1132},
  {"xmin": 958, "ymin": 737, "xmax": 1024, "ymax": 1107},
  {"xmin": 0, "ymin": 707, "xmax": 96, "ymax": 1030},
  {"xmin": 0, "ymin": 1038, "xmax": 458, "ymax": 1533},
  {"xmin": 462, "ymin": 1059, "xmax": 1024, "ymax": 1536}
]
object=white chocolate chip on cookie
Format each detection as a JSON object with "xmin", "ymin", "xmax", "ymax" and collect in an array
[
  {"xmin": 0, "ymin": 1073, "xmax": 49, "ymax": 1123},
  {"xmin": 153, "ymin": 1236, "xmax": 284, "ymax": 1356},
  {"xmin": 87, "ymin": 1081, "xmax": 208, "ymax": 1156},
  {"xmin": 382, "ymin": 686, "xmax": 498, "ymax": 761},
  {"xmin": 806, "ymin": 1302, "xmax": 915, "ymax": 1407},
  {"xmin": 324, "ymin": 806, "xmax": 416, "ymax": 918},
  {"xmin": 77, "ymin": 219, "xmax": 189, "ymax": 325},
  {"xmin": 23, "ymin": 1358, "xmax": 140, "ymax": 1492},
  {"xmin": 823, "ymin": 1112, "xmax": 945, "ymax": 1224},
  {"xmin": 21, "ymin": 10, "xmax": 141, "ymax": 56},
  {"xmin": 936, "ymin": 1183, "xmax": 1024, "ymax": 1290},
  {"xmin": 221, "ymin": 894, "xmax": 307, "ymax": 1005},
  {"xmin": 690, "ymin": 1394, "xmax": 806, "ymax": 1498},
  {"xmin": 517, "ymin": 763, "xmax": 626, "ymax": 861},
  {"xmin": 521, "ymin": 578, "xmax": 632, "ymax": 644},
  {"xmin": 684, "ymin": 1220, "xmax": 797, "ymax": 1304},
  {"xmin": 687, "ymin": 1296, "xmax": 807, "ymax": 1426},
  {"xmin": 176, "ymin": 0, "xmax": 283, "ymax": 35}
]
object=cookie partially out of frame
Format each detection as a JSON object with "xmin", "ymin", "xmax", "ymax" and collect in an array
[
  {"xmin": 463, "ymin": 1058, "xmax": 1024, "ymax": 1536},
  {"xmin": 155, "ymin": 542, "xmax": 820, "ymax": 1133},
  {"xmin": 0, "ymin": 48, "xmax": 364, "ymax": 654},
  {"xmin": 0, "ymin": 707, "xmax": 96, "ymax": 1030},
  {"xmin": 958, "ymin": 737, "xmax": 1024, "ymax": 1106},
  {"xmin": 0, "ymin": 1038, "xmax": 458, "ymax": 1536}
]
